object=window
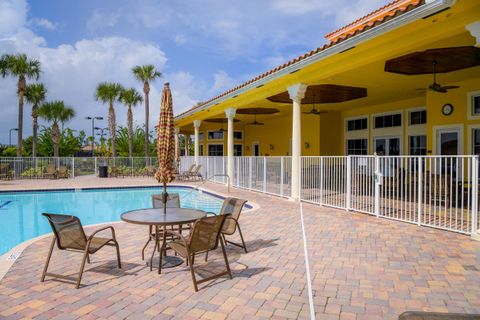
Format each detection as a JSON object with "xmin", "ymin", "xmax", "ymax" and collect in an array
[
  {"xmin": 347, "ymin": 118, "xmax": 367, "ymax": 131},
  {"xmin": 473, "ymin": 95, "xmax": 480, "ymax": 116},
  {"xmin": 234, "ymin": 144, "xmax": 242, "ymax": 156},
  {"xmin": 198, "ymin": 132, "xmax": 204, "ymax": 141},
  {"xmin": 473, "ymin": 129, "xmax": 480, "ymax": 155},
  {"xmin": 374, "ymin": 113, "xmax": 401, "ymax": 129},
  {"xmin": 346, "ymin": 139, "xmax": 368, "ymax": 155},
  {"xmin": 208, "ymin": 144, "xmax": 223, "ymax": 156},
  {"xmin": 199, "ymin": 145, "xmax": 204, "ymax": 156},
  {"xmin": 207, "ymin": 130, "xmax": 224, "ymax": 140},
  {"xmin": 409, "ymin": 135, "xmax": 426, "ymax": 155},
  {"xmin": 409, "ymin": 110, "xmax": 426, "ymax": 125},
  {"xmin": 234, "ymin": 131, "xmax": 243, "ymax": 140}
]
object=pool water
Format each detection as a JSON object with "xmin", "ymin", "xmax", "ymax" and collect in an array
[{"xmin": 0, "ymin": 186, "xmax": 224, "ymax": 256}]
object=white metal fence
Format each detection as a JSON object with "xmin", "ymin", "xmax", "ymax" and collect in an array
[{"xmin": 1, "ymin": 155, "xmax": 478, "ymax": 235}]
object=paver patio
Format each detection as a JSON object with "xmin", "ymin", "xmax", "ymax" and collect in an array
[{"xmin": 1, "ymin": 178, "xmax": 480, "ymax": 319}]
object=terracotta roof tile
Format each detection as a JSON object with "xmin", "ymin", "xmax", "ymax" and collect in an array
[{"xmin": 175, "ymin": 0, "xmax": 425, "ymax": 120}]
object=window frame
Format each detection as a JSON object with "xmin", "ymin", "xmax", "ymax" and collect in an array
[
  {"xmin": 467, "ymin": 90, "xmax": 480, "ymax": 120},
  {"xmin": 346, "ymin": 138, "xmax": 368, "ymax": 155},
  {"xmin": 373, "ymin": 113, "xmax": 402, "ymax": 129},
  {"xmin": 207, "ymin": 130, "xmax": 224, "ymax": 141},
  {"xmin": 207, "ymin": 143, "xmax": 224, "ymax": 156},
  {"xmin": 408, "ymin": 135, "xmax": 427, "ymax": 155}
]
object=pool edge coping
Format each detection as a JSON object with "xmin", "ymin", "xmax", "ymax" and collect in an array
[{"xmin": 0, "ymin": 184, "xmax": 259, "ymax": 282}]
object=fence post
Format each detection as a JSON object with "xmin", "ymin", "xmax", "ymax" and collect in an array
[
  {"xmin": 346, "ymin": 156, "xmax": 352, "ymax": 211},
  {"xmin": 319, "ymin": 157, "xmax": 324, "ymax": 206},
  {"xmin": 248, "ymin": 157, "xmax": 253, "ymax": 189},
  {"xmin": 280, "ymin": 157, "xmax": 284, "ymax": 197},
  {"xmin": 417, "ymin": 157, "xmax": 423, "ymax": 226},
  {"xmin": 263, "ymin": 157, "xmax": 267, "ymax": 193},
  {"xmin": 94, "ymin": 157, "xmax": 97, "ymax": 176},
  {"xmin": 374, "ymin": 153, "xmax": 380, "ymax": 218},
  {"xmin": 71, "ymin": 157, "xmax": 75, "ymax": 178},
  {"xmin": 472, "ymin": 156, "xmax": 479, "ymax": 234}
]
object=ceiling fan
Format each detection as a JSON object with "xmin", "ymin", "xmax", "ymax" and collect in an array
[
  {"xmin": 414, "ymin": 60, "xmax": 460, "ymax": 93},
  {"xmin": 246, "ymin": 114, "xmax": 264, "ymax": 126},
  {"xmin": 302, "ymin": 93, "xmax": 328, "ymax": 115}
]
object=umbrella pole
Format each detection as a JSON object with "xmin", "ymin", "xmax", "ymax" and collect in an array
[{"xmin": 162, "ymin": 182, "xmax": 168, "ymax": 215}]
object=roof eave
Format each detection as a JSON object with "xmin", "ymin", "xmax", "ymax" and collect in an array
[{"xmin": 175, "ymin": 0, "xmax": 455, "ymax": 122}]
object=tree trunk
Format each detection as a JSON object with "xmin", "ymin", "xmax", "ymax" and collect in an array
[
  {"xmin": 127, "ymin": 105, "xmax": 133, "ymax": 158},
  {"xmin": 17, "ymin": 76, "xmax": 25, "ymax": 157},
  {"xmin": 109, "ymin": 103, "xmax": 116, "ymax": 157},
  {"xmin": 52, "ymin": 123, "xmax": 60, "ymax": 158},
  {"xmin": 32, "ymin": 105, "xmax": 38, "ymax": 157},
  {"xmin": 144, "ymin": 82, "xmax": 150, "ymax": 158}
]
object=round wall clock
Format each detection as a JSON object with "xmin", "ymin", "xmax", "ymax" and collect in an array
[{"xmin": 442, "ymin": 103, "xmax": 453, "ymax": 116}]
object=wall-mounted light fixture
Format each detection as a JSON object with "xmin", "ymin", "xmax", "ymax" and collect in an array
[
  {"xmin": 269, "ymin": 144, "xmax": 274, "ymax": 150},
  {"xmin": 246, "ymin": 146, "xmax": 250, "ymax": 151},
  {"xmin": 304, "ymin": 142, "xmax": 310, "ymax": 149}
]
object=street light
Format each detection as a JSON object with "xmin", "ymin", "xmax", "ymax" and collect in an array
[
  {"xmin": 85, "ymin": 116, "xmax": 103, "ymax": 156},
  {"xmin": 9, "ymin": 128, "xmax": 18, "ymax": 146}
]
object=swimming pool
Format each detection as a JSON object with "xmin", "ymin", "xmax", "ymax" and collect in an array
[{"xmin": 0, "ymin": 186, "xmax": 224, "ymax": 256}]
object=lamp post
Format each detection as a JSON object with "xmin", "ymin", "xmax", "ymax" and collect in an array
[
  {"xmin": 85, "ymin": 116, "xmax": 103, "ymax": 156},
  {"xmin": 9, "ymin": 128, "xmax": 18, "ymax": 146}
]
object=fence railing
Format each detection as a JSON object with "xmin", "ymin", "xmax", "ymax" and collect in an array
[{"xmin": 1, "ymin": 155, "xmax": 478, "ymax": 235}]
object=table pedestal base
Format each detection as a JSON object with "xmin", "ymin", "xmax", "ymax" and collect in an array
[{"xmin": 148, "ymin": 255, "xmax": 183, "ymax": 269}]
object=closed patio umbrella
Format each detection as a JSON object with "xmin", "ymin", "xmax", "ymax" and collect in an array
[{"xmin": 155, "ymin": 82, "xmax": 175, "ymax": 214}]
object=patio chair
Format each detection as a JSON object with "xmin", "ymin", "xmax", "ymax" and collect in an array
[
  {"xmin": 145, "ymin": 166, "xmax": 157, "ymax": 177},
  {"xmin": 398, "ymin": 311, "xmax": 480, "ymax": 319},
  {"xmin": 109, "ymin": 166, "xmax": 119, "ymax": 178},
  {"xmin": 0, "ymin": 163, "xmax": 12, "ymax": 180},
  {"xmin": 58, "ymin": 166, "xmax": 70, "ymax": 179},
  {"xmin": 188, "ymin": 164, "xmax": 203, "ymax": 181},
  {"xmin": 206, "ymin": 197, "xmax": 248, "ymax": 261},
  {"xmin": 166, "ymin": 214, "xmax": 232, "ymax": 292},
  {"xmin": 140, "ymin": 193, "xmax": 181, "ymax": 260},
  {"xmin": 41, "ymin": 213, "xmax": 121, "ymax": 289},
  {"xmin": 176, "ymin": 164, "xmax": 195, "ymax": 181},
  {"xmin": 43, "ymin": 164, "xmax": 58, "ymax": 179}
]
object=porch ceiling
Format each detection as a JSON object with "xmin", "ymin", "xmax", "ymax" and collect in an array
[{"xmin": 178, "ymin": 28, "xmax": 480, "ymax": 131}]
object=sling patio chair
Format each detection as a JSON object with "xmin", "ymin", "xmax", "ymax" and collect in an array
[
  {"xmin": 188, "ymin": 164, "xmax": 203, "ymax": 181},
  {"xmin": 43, "ymin": 164, "xmax": 58, "ymax": 179},
  {"xmin": 41, "ymin": 213, "xmax": 121, "ymax": 289},
  {"xmin": 176, "ymin": 164, "xmax": 195, "ymax": 181},
  {"xmin": 58, "ymin": 166, "xmax": 70, "ymax": 179},
  {"xmin": 141, "ymin": 193, "xmax": 181, "ymax": 260},
  {"xmin": 166, "ymin": 214, "xmax": 232, "ymax": 292},
  {"xmin": 205, "ymin": 197, "xmax": 248, "ymax": 261},
  {"xmin": 0, "ymin": 163, "xmax": 12, "ymax": 180}
]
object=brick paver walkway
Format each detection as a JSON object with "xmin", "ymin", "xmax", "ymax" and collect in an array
[{"xmin": 0, "ymin": 179, "xmax": 480, "ymax": 319}]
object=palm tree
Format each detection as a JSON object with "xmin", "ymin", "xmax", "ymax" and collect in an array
[
  {"xmin": 38, "ymin": 101, "xmax": 76, "ymax": 157},
  {"xmin": 120, "ymin": 87, "xmax": 143, "ymax": 157},
  {"xmin": 95, "ymin": 82, "xmax": 123, "ymax": 157},
  {"xmin": 25, "ymin": 83, "xmax": 47, "ymax": 157},
  {"xmin": 132, "ymin": 65, "xmax": 161, "ymax": 157},
  {"xmin": 0, "ymin": 54, "xmax": 41, "ymax": 157}
]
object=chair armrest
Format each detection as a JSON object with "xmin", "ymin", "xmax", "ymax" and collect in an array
[
  {"xmin": 165, "ymin": 230, "xmax": 188, "ymax": 244},
  {"xmin": 205, "ymin": 212, "xmax": 216, "ymax": 216},
  {"xmin": 88, "ymin": 226, "xmax": 116, "ymax": 241}
]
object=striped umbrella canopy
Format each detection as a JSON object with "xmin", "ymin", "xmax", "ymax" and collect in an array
[{"xmin": 155, "ymin": 82, "xmax": 175, "ymax": 212}]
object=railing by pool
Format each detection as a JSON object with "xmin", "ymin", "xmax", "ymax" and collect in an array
[{"xmin": 0, "ymin": 155, "xmax": 479, "ymax": 236}]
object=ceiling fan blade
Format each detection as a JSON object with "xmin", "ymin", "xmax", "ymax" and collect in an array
[
  {"xmin": 442, "ymin": 86, "xmax": 460, "ymax": 90},
  {"xmin": 413, "ymin": 88, "xmax": 427, "ymax": 91}
]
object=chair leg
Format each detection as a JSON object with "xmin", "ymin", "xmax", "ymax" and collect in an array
[
  {"xmin": 205, "ymin": 250, "xmax": 209, "ymax": 262},
  {"xmin": 236, "ymin": 224, "xmax": 248, "ymax": 253},
  {"xmin": 86, "ymin": 254, "xmax": 91, "ymax": 264},
  {"xmin": 41, "ymin": 237, "xmax": 56, "ymax": 282},
  {"xmin": 187, "ymin": 254, "xmax": 198, "ymax": 292},
  {"xmin": 142, "ymin": 225, "xmax": 153, "ymax": 260},
  {"xmin": 149, "ymin": 237, "xmax": 158, "ymax": 272},
  {"xmin": 76, "ymin": 250, "xmax": 89, "ymax": 289},
  {"xmin": 220, "ymin": 239, "xmax": 232, "ymax": 279},
  {"xmin": 114, "ymin": 241, "xmax": 122, "ymax": 268}
]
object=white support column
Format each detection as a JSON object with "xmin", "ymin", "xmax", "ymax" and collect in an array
[
  {"xmin": 288, "ymin": 83, "xmax": 307, "ymax": 200},
  {"xmin": 225, "ymin": 108, "xmax": 237, "ymax": 188},
  {"xmin": 185, "ymin": 134, "xmax": 190, "ymax": 157},
  {"xmin": 193, "ymin": 120, "xmax": 201, "ymax": 165},
  {"xmin": 466, "ymin": 21, "xmax": 480, "ymax": 47}
]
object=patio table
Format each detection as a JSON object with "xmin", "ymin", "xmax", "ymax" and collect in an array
[{"xmin": 121, "ymin": 207, "xmax": 206, "ymax": 273}]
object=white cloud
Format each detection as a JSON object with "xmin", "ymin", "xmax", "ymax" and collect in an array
[
  {"xmin": 0, "ymin": 0, "xmax": 27, "ymax": 36},
  {"xmin": 86, "ymin": 10, "xmax": 119, "ymax": 31},
  {"xmin": 31, "ymin": 18, "xmax": 57, "ymax": 30},
  {"xmin": 173, "ymin": 34, "xmax": 186, "ymax": 45},
  {"xmin": 208, "ymin": 71, "xmax": 235, "ymax": 96}
]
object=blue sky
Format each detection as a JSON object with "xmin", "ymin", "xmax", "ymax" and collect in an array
[{"xmin": 0, "ymin": 0, "xmax": 391, "ymax": 144}]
